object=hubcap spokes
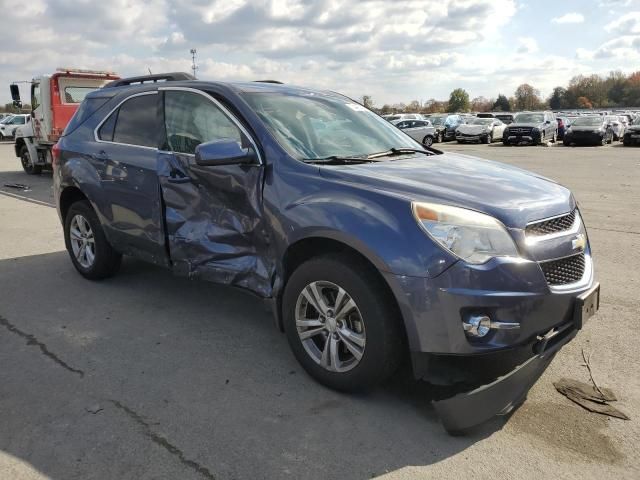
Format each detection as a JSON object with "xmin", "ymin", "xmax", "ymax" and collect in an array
[
  {"xmin": 295, "ymin": 281, "xmax": 365, "ymax": 372},
  {"xmin": 70, "ymin": 215, "xmax": 95, "ymax": 268}
]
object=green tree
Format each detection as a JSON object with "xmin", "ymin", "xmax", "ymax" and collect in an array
[
  {"xmin": 448, "ymin": 88, "xmax": 470, "ymax": 112},
  {"xmin": 548, "ymin": 87, "xmax": 567, "ymax": 110},
  {"xmin": 492, "ymin": 94, "xmax": 511, "ymax": 111},
  {"xmin": 514, "ymin": 84, "xmax": 542, "ymax": 110}
]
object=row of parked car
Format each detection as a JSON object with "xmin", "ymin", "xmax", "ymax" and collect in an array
[{"xmin": 383, "ymin": 110, "xmax": 640, "ymax": 147}]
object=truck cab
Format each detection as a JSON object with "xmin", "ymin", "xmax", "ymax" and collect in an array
[{"xmin": 11, "ymin": 68, "xmax": 119, "ymax": 174}]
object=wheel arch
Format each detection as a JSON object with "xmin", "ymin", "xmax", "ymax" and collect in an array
[
  {"xmin": 275, "ymin": 236, "xmax": 409, "ymax": 351},
  {"xmin": 59, "ymin": 186, "xmax": 89, "ymax": 224}
]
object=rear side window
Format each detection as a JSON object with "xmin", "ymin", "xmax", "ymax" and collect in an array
[
  {"xmin": 112, "ymin": 94, "xmax": 159, "ymax": 148},
  {"xmin": 98, "ymin": 109, "xmax": 117, "ymax": 141}
]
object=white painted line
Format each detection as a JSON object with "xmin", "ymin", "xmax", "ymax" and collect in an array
[{"xmin": 0, "ymin": 190, "xmax": 55, "ymax": 208}]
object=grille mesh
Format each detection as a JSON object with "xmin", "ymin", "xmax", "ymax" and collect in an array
[
  {"xmin": 526, "ymin": 210, "xmax": 576, "ymax": 236},
  {"xmin": 540, "ymin": 252, "xmax": 586, "ymax": 285}
]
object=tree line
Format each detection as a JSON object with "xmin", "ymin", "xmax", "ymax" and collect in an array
[{"xmin": 368, "ymin": 70, "xmax": 640, "ymax": 114}]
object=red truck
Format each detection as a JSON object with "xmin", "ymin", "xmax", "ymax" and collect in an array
[{"xmin": 10, "ymin": 68, "xmax": 119, "ymax": 174}]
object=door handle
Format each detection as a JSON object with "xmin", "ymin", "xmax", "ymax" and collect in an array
[{"xmin": 167, "ymin": 175, "xmax": 192, "ymax": 184}]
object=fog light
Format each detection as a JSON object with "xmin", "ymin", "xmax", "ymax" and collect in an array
[{"xmin": 463, "ymin": 315, "xmax": 492, "ymax": 337}]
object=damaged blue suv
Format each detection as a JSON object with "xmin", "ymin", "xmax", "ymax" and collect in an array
[{"xmin": 53, "ymin": 73, "xmax": 600, "ymax": 433}]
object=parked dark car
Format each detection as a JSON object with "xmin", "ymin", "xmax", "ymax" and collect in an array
[
  {"xmin": 563, "ymin": 116, "xmax": 614, "ymax": 146},
  {"xmin": 502, "ymin": 111, "xmax": 558, "ymax": 145},
  {"xmin": 494, "ymin": 113, "xmax": 514, "ymax": 125},
  {"xmin": 428, "ymin": 114, "xmax": 466, "ymax": 142},
  {"xmin": 622, "ymin": 117, "xmax": 640, "ymax": 146},
  {"xmin": 53, "ymin": 74, "xmax": 599, "ymax": 434}
]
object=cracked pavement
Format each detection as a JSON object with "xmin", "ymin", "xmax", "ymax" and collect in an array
[{"xmin": 0, "ymin": 141, "xmax": 639, "ymax": 479}]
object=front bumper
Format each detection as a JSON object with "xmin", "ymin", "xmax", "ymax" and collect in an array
[
  {"xmin": 383, "ymin": 253, "xmax": 595, "ymax": 357},
  {"xmin": 565, "ymin": 132, "xmax": 604, "ymax": 145},
  {"xmin": 456, "ymin": 133, "xmax": 487, "ymax": 142},
  {"xmin": 623, "ymin": 132, "xmax": 640, "ymax": 145},
  {"xmin": 504, "ymin": 133, "xmax": 540, "ymax": 145}
]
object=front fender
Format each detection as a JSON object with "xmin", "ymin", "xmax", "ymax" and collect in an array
[{"xmin": 280, "ymin": 186, "xmax": 457, "ymax": 278}]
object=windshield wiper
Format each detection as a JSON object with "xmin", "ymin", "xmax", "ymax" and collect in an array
[
  {"xmin": 366, "ymin": 147, "xmax": 434, "ymax": 159},
  {"xmin": 302, "ymin": 155, "xmax": 379, "ymax": 165}
]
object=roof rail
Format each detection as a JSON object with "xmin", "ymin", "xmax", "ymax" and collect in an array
[
  {"xmin": 253, "ymin": 80, "xmax": 284, "ymax": 84},
  {"xmin": 104, "ymin": 72, "xmax": 195, "ymax": 88}
]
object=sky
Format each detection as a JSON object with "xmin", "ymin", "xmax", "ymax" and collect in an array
[{"xmin": 1, "ymin": 0, "xmax": 639, "ymax": 107}]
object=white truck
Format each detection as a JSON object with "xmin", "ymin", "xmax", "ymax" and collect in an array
[{"xmin": 11, "ymin": 68, "xmax": 119, "ymax": 174}]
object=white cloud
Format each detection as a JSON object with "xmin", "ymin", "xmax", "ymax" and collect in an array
[
  {"xmin": 551, "ymin": 12, "xmax": 585, "ymax": 24},
  {"xmin": 605, "ymin": 11, "xmax": 640, "ymax": 33}
]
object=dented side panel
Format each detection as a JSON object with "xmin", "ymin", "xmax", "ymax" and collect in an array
[{"xmin": 158, "ymin": 151, "xmax": 274, "ymax": 297}]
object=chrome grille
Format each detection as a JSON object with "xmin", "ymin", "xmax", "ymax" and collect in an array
[
  {"xmin": 510, "ymin": 127, "xmax": 532, "ymax": 135},
  {"xmin": 540, "ymin": 252, "xmax": 586, "ymax": 286},
  {"xmin": 526, "ymin": 210, "xmax": 576, "ymax": 237}
]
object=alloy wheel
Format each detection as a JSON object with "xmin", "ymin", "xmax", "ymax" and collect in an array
[
  {"xmin": 69, "ymin": 214, "xmax": 96, "ymax": 268},
  {"xmin": 295, "ymin": 281, "xmax": 366, "ymax": 373}
]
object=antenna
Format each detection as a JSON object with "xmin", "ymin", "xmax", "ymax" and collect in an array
[{"xmin": 190, "ymin": 48, "xmax": 198, "ymax": 79}]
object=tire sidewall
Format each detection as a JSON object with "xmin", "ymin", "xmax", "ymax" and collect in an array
[
  {"xmin": 64, "ymin": 200, "xmax": 119, "ymax": 280},
  {"xmin": 282, "ymin": 256, "xmax": 400, "ymax": 391}
]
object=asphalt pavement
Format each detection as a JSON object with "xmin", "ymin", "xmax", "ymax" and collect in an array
[{"xmin": 0, "ymin": 140, "xmax": 638, "ymax": 479}]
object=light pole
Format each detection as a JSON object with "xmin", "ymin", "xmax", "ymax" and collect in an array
[{"xmin": 190, "ymin": 49, "xmax": 198, "ymax": 79}]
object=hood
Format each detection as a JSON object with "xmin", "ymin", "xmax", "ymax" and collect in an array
[
  {"xmin": 457, "ymin": 124, "xmax": 490, "ymax": 134},
  {"xmin": 506, "ymin": 122, "xmax": 542, "ymax": 129},
  {"xmin": 318, "ymin": 153, "xmax": 573, "ymax": 228},
  {"xmin": 568, "ymin": 125, "xmax": 603, "ymax": 132}
]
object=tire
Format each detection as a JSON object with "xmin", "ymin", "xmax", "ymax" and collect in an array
[
  {"xmin": 19, "ymin": 145, "xmax": 42, "ymax": 175},
  {"xmin": 502, "ymin": 139, "xmax": 509, "ymax": 146},
  {"xmin": 539, "ymin": 132, "xmax": 545, "ymax": 145},
  {"xmin": 282, "ymin": 254, "xmax": 403, "ymax": 392},
  {"xmin": 64, "ymin": 200, "xmax": 122, "ymax": 280},
  {"xmin": 483, "ymin": 132, "xmax": 492, "ymax": 144},
  {"xmin": 563, "ymin": 139, "xmax": 571, "ymax": 147},
  {"xmin": 436, "ymin": 131, "xmax": 443, "ymax": 143},
  {"xmin": 422, "ymin": 135, "xmax": 433, "ymax": 147},
  {"xmin": 600, "ymin": 135, "xmax": 607, "ymax": 146}
]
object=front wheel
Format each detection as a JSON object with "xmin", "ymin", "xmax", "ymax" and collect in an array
[
  {"xmin": 422, "ymin": 135, "xmax": 433, "ymax": 147},
  {"xmin": 283, "ymin": 255, "xmax": 403, "ymax": 392},
  {"xmin": 484, "ymin": 132, "xmax": 492, "ymax": 144},
  {"xmin": 64, "ymin": 200, "xmax": 122, "ymax": 280},
  {"xmin": 436, "ymin": 131, "xmax": 443, "ymax": 143},
  {"xmin": 19, "ymin": 146, "xmax": 42, "ymax": 175}
]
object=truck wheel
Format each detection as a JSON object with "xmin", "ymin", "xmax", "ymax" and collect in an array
[
  {"xmin": 19, "ymin": 145, "xmax": 42, "ymax": 175},
  {"xmin": 283, "ymin": 254, "xmax": 403, "ymax": 392},
  {"xmin": 64, "ymin": 200, "xmax": 122, "ymax": 280}
]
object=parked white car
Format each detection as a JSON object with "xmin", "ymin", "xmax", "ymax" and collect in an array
[
  {"xmin": 0, "ymin": 114, "xmax": 29, "ymax": 140},
  {"xmin": 605, "ymin": 115, "xmax": 625, "ymax": 141},
  {"xmin": 395, "ymin": 119, "xmax": 437, "ymax": 147},
  {"xmin": 456, "ymin": 117, "xmax": 506, "ymax": 144},
  {"xmin": 383, "ymin": 113, "xmax": 424, "ymax": 123}
]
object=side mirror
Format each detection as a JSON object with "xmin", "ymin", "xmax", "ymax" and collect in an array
[
  {"xmin": 10, "ymin": 84, "xmax": 22, "ymax": 108},
  {"xmin": 195, "ymin": 139, "xmax": 257, "ymax": 167}
]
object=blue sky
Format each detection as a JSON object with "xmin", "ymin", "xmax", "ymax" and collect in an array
[{"xmin": 1, "ymin": 0, "xmax": 638, "ymax": 106}]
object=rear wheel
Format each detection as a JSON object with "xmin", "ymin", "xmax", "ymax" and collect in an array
[
  {"xmin": 20, "ymin": 145, "xmax": 42, "ymax": 175},
  {"xmin": 422, "ymin": 135, "xmax": 433, "ymax": 147},
  {"xmin": 64, "ymin": 200, "xmax": 122, "ymax": 280},
  {"xmin": 283, "ymin": 254, "xmax": 403, "ymax": 392}
]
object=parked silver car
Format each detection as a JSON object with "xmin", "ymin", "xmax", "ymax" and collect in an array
[
  {"xmin": 605, "ymin": 115, "xmax": 625, "ymax": 141},
  {"xmin": 456, "ymin": 117, "xmax": 506, "ymax": 143},
  {"xmin": 395, "ymin": 119, "xmax": 436, "ymax": 146}
]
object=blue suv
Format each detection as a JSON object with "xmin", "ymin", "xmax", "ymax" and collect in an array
[{"xmin": 53, "ymin": 73, "xmax": 600, "ymax": 433}]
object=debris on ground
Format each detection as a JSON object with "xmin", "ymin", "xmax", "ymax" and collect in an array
[
  {"xmin": 86, "ymin": 404, "xmax": 103, "ymax": 415},
  {"xmin": 553, "ymin": 349, "xmax": 630, "ymax": 420},
  {"xmin": 3, "ymin": 183, "xmax": 31, "ymax": 191}
]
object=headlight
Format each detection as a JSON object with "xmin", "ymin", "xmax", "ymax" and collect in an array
[{"xmin": 412, "ymin": 202, "xmax": 519, "ymax": 264}]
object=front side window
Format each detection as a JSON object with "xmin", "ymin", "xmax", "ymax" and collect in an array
[
  {"xmin": 111, "ymin": 94, "xmax": 159, "ymax": 148},
  {"xmin": 164, "ymin": 90, "xmax": 244, "ymax": 155},
  {"xmin": 242, "ymin": 92, "xmax": 417, "ymax": 160}
]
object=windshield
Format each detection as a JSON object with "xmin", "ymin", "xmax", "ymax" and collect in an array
[
  {"xmin": 242, "ymin": 92, "xmax": 418, "ymax": 160},
  {"xmin": 514, "ymin": 113, "xmax": 544, "ymax": 123},
  {"xmin": 470, "ymin": 118, "xmax": 493, "ymax": 125},
  {"xmin": 572, "ymin": 116, "xmax": 603, "ymax": 126}
]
